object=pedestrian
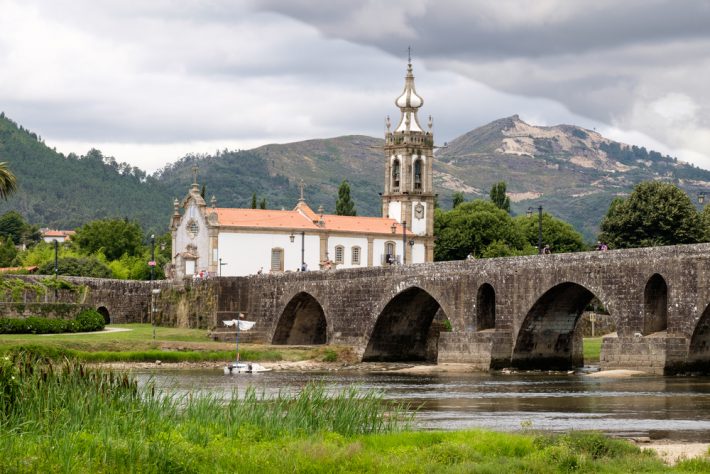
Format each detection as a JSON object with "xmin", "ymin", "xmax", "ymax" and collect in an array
[
  {"xmin": 543, "ymin": 245, "xmax": 551, "ymax": 254},
  {"xmin": 301, "ymin": 262, "xmax": 308, "ymax": 272},
  {"xmin": 257, "ymin": 267, "xmax": 263, "ymax": 275},
  {"xmin": 600, "ymin": 242, "xmax": 608, "ymax": 251}
]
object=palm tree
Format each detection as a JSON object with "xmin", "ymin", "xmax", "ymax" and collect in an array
[{"xmin": 0, "ymin": 162, "xmax": 17, "ymax": 200}]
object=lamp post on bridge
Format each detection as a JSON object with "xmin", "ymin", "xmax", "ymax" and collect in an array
[
  {"xmin": 527, "ymin": 205, "xmax": 543, "ymax": 254},
  {"xmin": 402, "ymin": 220, "xmax": 407, "ymax": 265},
  {"xmin": 289, "ymin": 231, "xmax": 306, "ymax": 271}
]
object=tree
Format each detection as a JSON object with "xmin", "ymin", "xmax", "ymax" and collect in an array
[
  {"xmin": 598, "ymin": 181, "xmax": 704, "ymax": 248},
  {"xmin": 37, "ymin": 256, "xmax": 112, "ymax": 278},
  {"xmin": 72, "ymin": 219, "xmax": 145, "ymax": 261},
  {"xmin": 259, "ymin": 198, "xmax": 267, "ymax": 210},
  {"xmin": 434, "ymin": 200, "xmax": 528, "ymax": 261},
  {"xmin": 452, "ymin": 192, "xmax": 465, "ymax": 209},
  {"xmin": 489, "ymin": 181, "xmax": 510, "ymax": 213},
  {"xmin": 0, "ymin": 162, "xmax": 17, "ymax": 200},
  {"xmin": 0, "ymin": 211, "xmax": 39, "ymax": 246},
  {"xmin": 251, "ymin": 192, "xmax": 257, "ymax": 209},
  {"xmin": 701, "ymin": 205, "xmax": 710, "ymax": 242},
  {"xmin": 513, "ymin": 213, "xmax": 586, "ymax": 253},
  {"xmin": 335, "ymin": 180, "xmax": 357, "ymax": 216},
  {"xmin": 0, "ymin": 237, "xmax": 18, "ymax": 266}
]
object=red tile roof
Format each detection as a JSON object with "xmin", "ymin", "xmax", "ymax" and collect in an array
[{"xmin": 214, "ymin": 207, "xmax": 411, "ymax": 236}]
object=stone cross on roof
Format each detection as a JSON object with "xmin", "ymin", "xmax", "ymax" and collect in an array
[
  {"xmin": 191, "ymin": 165, "xmax": 199, "ymax": 185},
  {"xmin": 298, "ymin": 179, "xmax": 305, "ymax": 202}
]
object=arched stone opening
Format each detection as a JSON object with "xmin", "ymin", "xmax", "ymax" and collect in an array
[
  {"xmin": 643, "ymin": 273, "xmax": 668, "ymax": 335},
  {"xmin": 476, "ymin": 283, "xmax": 495, "ymax": 330},
  {"xmin": 272, "ymin": 292, "xmax": 327, "ymax": 345},
  {"xmin": 687, "ymin": 303, "xmax": 710, "ymax": 373},
  {"xmin": 512, "ymin": 282, "xmax": 598, "ymax": 370},
  {"xmin": 97, "ymin": 306, "xmax": 110, "ymax": 325},
  {"xmin": 363, "ymin": 287, "xmax": 445, "ymax": 362}
]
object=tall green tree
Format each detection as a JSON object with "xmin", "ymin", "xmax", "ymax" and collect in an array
[
  {"xmin": 451, "ymin": 192, "xmax": 465, "ymax": 209},
  {"xmin": 259, "ymin": 198, "xmax": 267, "ymax": 210},
  {"xmin": 72, "ymin": 219, "xmax": 145, "ymax": 261},
  {"xmin": 434, "ymin": 200, "xmax": 528, "ymax": 261},
  {"xmin": 599, "ymin": 181, "xmax": 703, "ymax": 248},
  {"xmin": 513, "ymin": 213, "xmax": 586, "ymax": 253},
  {"xmin": 251, "ymin": 192, "xmax": 257, "ymax": 209},
  {"xmin": 489, "ymin": 181, "xmax": 510, "ymax": 213},
  {"xmin": 0, "ymin": 162, "xmax": 17, "ymax": 200},
  {"xmin": 0, "ymin": 237, "xmax": 18, "ymax": 266},
  {"xmin": 335, "ymin": 180, "xmax": 357, "ymax": 216},
  {"xmin": 0, "ymin": 211, "xmax": 39, "ymax": 246},
  {"xmin": 701, "ymin": 204, "xmax": 710, "ymax": 242}
]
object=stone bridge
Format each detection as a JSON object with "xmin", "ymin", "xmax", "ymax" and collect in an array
[{"xmin": 208, "ymin": 243, "xmax": 710, "ymax": 374}]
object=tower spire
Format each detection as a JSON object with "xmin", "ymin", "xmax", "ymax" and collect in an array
[{"xmin": 394, "ymin": 58, "xmax": 424, "ymax": 133}]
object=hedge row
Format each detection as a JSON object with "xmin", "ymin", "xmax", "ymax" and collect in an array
[{"xmin": 0, "ymin": 309, "xmax": 105, "ymax": 334}]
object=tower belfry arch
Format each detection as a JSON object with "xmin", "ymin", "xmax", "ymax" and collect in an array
[{"xmin": 381, "ymin": 56, "xmax": 435, "ymax": 262}]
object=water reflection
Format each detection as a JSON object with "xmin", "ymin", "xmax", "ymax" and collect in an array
[{"xmin": 130, "ymin": 367, "xmax": 710, "ymax": 441}]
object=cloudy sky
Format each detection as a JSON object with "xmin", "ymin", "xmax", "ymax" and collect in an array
[{"xmin": 1, "ymin": 0, "xmax": 708, "ymax": 172}]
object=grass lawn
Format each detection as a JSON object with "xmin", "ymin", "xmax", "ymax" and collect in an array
[
  {"xmin": 0, "ymin": 323, "xmax": 351, "ymax": 363},
  {"xmin": 584, "ymin": 337, "xmax": 603, "ymax": 363}
]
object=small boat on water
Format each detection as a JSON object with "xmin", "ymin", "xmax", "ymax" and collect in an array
[
  {"xmin": 223, "ymin": 362, "xmax": 271, "ymax": 375},
  {"xmin": 222, "ymin": 316, "xmax": 271, "ymax": 375}
]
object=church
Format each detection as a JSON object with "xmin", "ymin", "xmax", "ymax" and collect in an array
[{"xmin": 170, "ymin": 61, "xmax": 436, "ymax": 277}]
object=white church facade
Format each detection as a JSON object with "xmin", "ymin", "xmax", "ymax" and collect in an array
[{"xmin": 170, "ymin": 61, "xmax": 436, "ymax": 278}]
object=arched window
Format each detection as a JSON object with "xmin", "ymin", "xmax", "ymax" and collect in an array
[
  {"xmin": 414, "ymin": 159, "xmax": 422, "ymax": 190},
  {"xmin": 476, "ymin": 283, "xmax": 495, "ymax": 330},
  {"xmin": 384, "ymin": 241, "xmax": 396, "ymax": 264},
  {"xmin": 351, "ymin": 246, "xmax": 361, "ymax": 265},
  {"xmin": 270, "ymin": 248, "xmax": 284, "ymax": 272},
  {"xmin": 334, "ymin": 245, "xmax": 344, "ymax": 264},
  {"xmin": 644, "ymin": 273, "xmax": 668, "ymax": 334},
  {"xmin": 392, "ymin": 159, "xmax": 400, "ymax": 189}
]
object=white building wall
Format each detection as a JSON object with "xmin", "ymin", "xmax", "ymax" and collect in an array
[
  {"xmin": 411, "ymin": 243, "xmax": 425, "ymax": 264},
  {"xmin": 388, "ymin": 201, "xmax": 402, "ymax": 222},
  {"xmin": 326, "ymin": 236, "xmax": 368, "ymax": 269},
  {"xmin": 217, "ymin": 231, "xmax": 321, "ymax": 276},
  {"xmin": 410, "ymin": 200, "xmax": 427, "ymax": 236}
]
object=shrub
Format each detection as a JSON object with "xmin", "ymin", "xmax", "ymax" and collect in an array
[
  {"xmin": 75, "ymin": 309, "xmax": 105, "ymax": 332},
  {"xmin": 0, "ymin": 309, "xmax": 105, "ymax": 334}
]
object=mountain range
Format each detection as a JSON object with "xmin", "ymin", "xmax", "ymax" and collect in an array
[{"xmin": 1, "ymin": 112, "xmax": 709, "ymax": 241}]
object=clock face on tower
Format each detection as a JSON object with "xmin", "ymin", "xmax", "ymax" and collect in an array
[{"xmin": 414, "ymin": 203, "xmax": 425, "ymax": 219}]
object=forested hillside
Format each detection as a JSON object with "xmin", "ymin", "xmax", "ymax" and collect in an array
[{"xmin": 0, "ymin": 114, "xmax": 172, "ymax": 235}]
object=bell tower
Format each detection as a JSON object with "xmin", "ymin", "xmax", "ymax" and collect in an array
[{"xmin": 381, "ymin": 58, "xmax": 435, "ymax": 261}]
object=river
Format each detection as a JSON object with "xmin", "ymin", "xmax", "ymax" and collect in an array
[{"xmin": 132, "ymin": 366, "xmax": 710, "ymax": 442}]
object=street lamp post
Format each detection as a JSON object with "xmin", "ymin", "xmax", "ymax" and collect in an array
[
  {"xmin": 53, "ymin": 239, "xmax": 58, "ymax": 300},
  {"xmin": 149, "ymin": 234, "xmax": 156, "ymax": 282},
  {"xmin": 219, "ymin": 258, "xmax": 227, "ymax": 276},
  {"xmin": 402, "ymin": 220, "xmax": 407, "ymax": 265},
  {"xmin": 290, "ymin": 231, "xmax": 306, "ymax": 270},
  {"xmin": 527, "ymin": 206, "xmax": 543, "ymax": 254}
]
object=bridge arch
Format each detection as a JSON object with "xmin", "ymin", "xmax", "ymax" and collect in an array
[
  {"xmin": 512, "ymin": 282, "xmax": 604, "ymax": 370},
  {"xmin": 272, "ymin": 291, "xmax": 327, "ymax": 345},
  {"xmin": 643, "ymin": 273, "xmax": 668, "ymax": 335},
  {"xmin": 363, "ymin": 286, "xmax": 448, "ymax": 362},
  {"xmin": 687, "ymin": 303, "xmax": 710, "ymax": 372},
  {"xmin": 97, "ymin": 306, "xmax": 110, "ymax": 325},
  {"xmin": 476, "ymin": 283, "xmax": 496, "ymax": 330}
]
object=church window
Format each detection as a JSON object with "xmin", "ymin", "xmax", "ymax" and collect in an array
[
  {"xmin": 334, "ymin": 245, "xmax": 344, "ymax": 264},
  {"xmin": 187, "ymin": 219, "xmax": 199, "ymax": 238},
  {"xmin": 270, "ymin": 248, "xmax": 284, "ymax": 272},
  {"xmin": 414, "ymin": 159, "xmax": 422, "ymax": 190},
  {"xmin": 392, "ymin": 159, "xmax": 400, "ymax": 189},
  {"xmin": 351, "ymin": 246, "xmax": 361, "ymax": 265}
]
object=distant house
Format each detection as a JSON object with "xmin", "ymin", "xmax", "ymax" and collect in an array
[{"xmin": 41, "ymin": 229, "xmax": 75, "ymax": 244}]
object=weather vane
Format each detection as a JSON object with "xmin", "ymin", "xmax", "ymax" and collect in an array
[{"xmin": 408, "ymin": 46, "xmax": 411, "ymax": 64}]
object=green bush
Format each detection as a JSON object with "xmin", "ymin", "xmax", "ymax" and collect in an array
[
  {"xmin": 0, "ymin": 309, "xmax": 105, "ymax": 334},
  {"xmin": 75, "ymin": 309, "xmax": 105, "ymax": 332}
]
